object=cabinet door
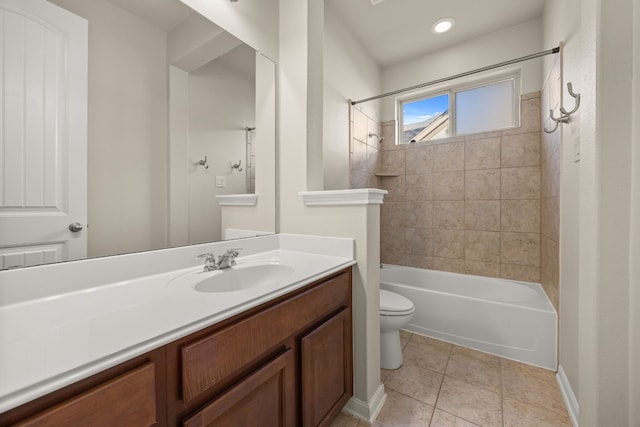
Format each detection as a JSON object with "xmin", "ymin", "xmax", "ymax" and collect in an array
[
  {"xmin": 16, "ymin": 363, "xmax": 157, "ymax": 427},
  {"xmin": 182, "ymin": 349, "xmax": 295, "ymax": 427},
  {"xmin": 300, "ymin": 308, "xmax": 353, "ymax": 427}
]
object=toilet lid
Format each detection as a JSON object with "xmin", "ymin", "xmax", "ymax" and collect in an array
[{"xmin": 380, "ymin": 289, "xmax": 414, "ymax": 313}]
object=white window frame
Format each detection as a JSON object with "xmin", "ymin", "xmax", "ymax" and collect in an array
[{"xmin": 396, "ymin": 69, "xmax": 522, "ymax": 144}]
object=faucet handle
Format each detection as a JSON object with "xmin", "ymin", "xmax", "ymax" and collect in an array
[
  {"xmin": 227, "ymin": 248, "xmax": 242, "ymax": 257},
  {"xmin": 195, "ymin": 252, "xmax": 215, "ymax": 261}
]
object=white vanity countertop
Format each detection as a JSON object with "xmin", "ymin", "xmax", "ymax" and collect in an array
[{"xmin": 0, "ymin": 234, "xmax": 355, "ymax": 413}]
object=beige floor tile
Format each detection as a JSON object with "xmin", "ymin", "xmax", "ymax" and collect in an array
[
  {"xmin": 446, "ymin": 346, "xmax": 501, "ymax": 392},
  {"xmin": 430, "ymin": 409, "xmax": 481, "ymax": 426},
  {"xmin": 403, "ymin": 335, "xmax": 452, "ymax": 373},
  {"xmin": 436, "ymin": 376, "xmax": 502, "ymax": 427},
  {"xmin": 501, "ymin": 359, "xmax": 567, "ymax": 416},
  {"xmin": 371, "ymin": 389, "xmax": 434, "ymax": 426},
  {"xmin": 503, "ymin": 397, "xmax": 572, "ymax": 427},
  {"xmin": 400, "ymin": 330, "xmax": 413, "ymax": 340},
  {"xmin": 384, "ymin": 363, "xmax": 443, "ymax": 405},
  {"xmin": 381, "ymin": 368, "xmax": 391, "ymax": 382},
  {"xmin": 330, "ymin": 412, "xmax": 362, "ymax": 427}
]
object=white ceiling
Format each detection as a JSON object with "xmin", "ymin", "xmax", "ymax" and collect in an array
[
  {"xmin": 106, "ymin": 0, "xmax": 195, "ymax": 32},
  {"xmin": 326, "ymin": 0, "xmax": 546, "ymax": 67}
]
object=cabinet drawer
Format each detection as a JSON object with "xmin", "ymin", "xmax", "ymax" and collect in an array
[
  {"xmin": 182, "ymin": 349, "xmax": 295, "ymax": 427},
  {"xmin": 17, "ymin": 362, "xmax": 157, "ymax": 427},
  {"xmin": 181, "ymin": 271, "xmax": 350, "ymax": 403}
]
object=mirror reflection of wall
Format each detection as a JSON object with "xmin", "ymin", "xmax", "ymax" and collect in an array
[
  {"xmin": 184, "ymin": 45, "xmax": 255, "ymax": 245},
  {"xmin": 29, "ymin": 0, "xmax": 270, "ymax": 260}
]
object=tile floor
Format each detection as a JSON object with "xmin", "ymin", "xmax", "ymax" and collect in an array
[{"xmin": 332, "ymin": 331, "xmax": 572, "ymax": 427}]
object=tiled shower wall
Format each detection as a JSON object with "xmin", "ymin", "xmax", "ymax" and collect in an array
[
  {"xmin": 374, "ymin": 93, "xmax": 543, "ymax": 283},
  {"xmin": 350, "ymin": 105, "xmax": 382, "ymax": 189},
  {"xmin": 540, "ymin": 60, "xmax": 562, "ymax": 311}
]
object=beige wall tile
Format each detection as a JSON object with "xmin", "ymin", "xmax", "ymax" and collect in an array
[
  {"xmin": 465, "ymin": 260, "xmax": 501, "ymax": 278},
  {"xmin": 501, "ymin": 167, "xmax": 540, "ymax": 199},
  {"xmin": 381, "ymin": 149, "xmax": 406, "ymax": 175},
  {"xmin": 465, "ymin": 230, "xmax": 501, "ymax": 262},
  {"xmin": 464, "ymin": 137, "xmax": 501, "ymax": 170},
  {"xmin": 434, "ymin": 171, "xmax": 465, "ymax": 200},
  {"xmin": 464, "ymin": 131, "xmax": 501, "ymax": 141},
  {"xmin": 501, "ymin": 132, "xmax": 541, "ymax": 167},
  {"xmin": 465, "ymin": 169, "xmax": 501, "ymax": 200},
  {"xmin": 406, "ymin": 174, "xmax": 433, "ymax": 201},
  {"xmin": 405, "ymin": 201, "xmax": 434, "ymax": 229},
  {"xmin": 501, "ymin": 199, "xmax": 541, "ymax": 233},
  {"xmin": 381, "ymin": 121, "xmax": 399, "ymax": 151},
  {"xmin": 500, "ymin": 263, "xmax": 540, "ymax": 282},
  {"xmin": 350, "ymin": 139, "xmax": 367, "ymax": 172},
  {"xmin": 503, "ymin": 96, "xmax": 541, "ymax": 135},
  {"xmin": 366, "ymin": 144, "xmax": 380, "ymax": 175},
  {"xmin": 406, "ymin": 253, "xmax": 433, "ymax": 270},
  {"xmin": 434, "ymin": 201, "xmax": 465, "ymax": 229},
  {"xmin": 433, "ymin": 229, "xmax": 465, "ymax": 259},
  {"xmin": 541, "ymin": 235, "xmax": 559, "ymax": 310},
  {"xmin": 352, "ymin": 107, "xmax": 367, "ymax": 142},
  {"xmin": 465, "ymin": 200, "xmax": 501, "ymax": 231},
  {"xmin": 521, "ymin": 91, "xmax": 541, "ymax": 100},
  {"xmin": 350, "ymin": 170, "xmax": 367, "ymax": 189},
  {"xmin": 406, "ymin": 145, "xmax": 434, "ymax": 174},
  {"xmin": 501, "ymin": 232, "xmax": 540, "ymax": 267},
  {"xmin": 367, "ymin": 174, "xmax": 381, "ymax": 189},
  {"xmin": 381, "ymin": 175, "xmax": 405, "ymax": 202},
  {"xmin": 541, "ymin": 196, "xmax": 559, "ymax": 240},
  {"xmin": 406, "ymin": 227, "xmax": 433, "ymax": 256},
  {"xmin": 366, "ymin": 116, "xmax": 382, "ymax": 148},
  {"xmin": 432, "ymin": 257, "xmax": 466, "ymax": 274},
  {"xmin": 381, "ymin": 230, "xmax": 405, "ymax": 265},
  {"xmin": 433, "ymin": 141, "xmax": 464, "ymax": 172},
  {"xmin": 381, "ymin": 201, "xmax": 405, "ymax": 230}
]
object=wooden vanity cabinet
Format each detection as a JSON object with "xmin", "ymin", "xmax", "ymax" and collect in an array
[
  {"xmin": 0, "ymin": 348, "xmax": 167, "ymax": 427},
  {"xmin": 168, "ymin": 268, "xmax": 353, "ymax": 426},
  {"xmin": 0, "ymin": 267, "xmax": 352, "ymax": 427}
]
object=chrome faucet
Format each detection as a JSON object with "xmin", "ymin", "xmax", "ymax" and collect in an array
[{"xmin": 196, "ymin": 249, "xmax": 242, "ymax": 271}]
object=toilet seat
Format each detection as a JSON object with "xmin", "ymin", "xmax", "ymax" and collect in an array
[{"xmin": 380, "ymin": 289, "xmax": 415, "ymax": 316}]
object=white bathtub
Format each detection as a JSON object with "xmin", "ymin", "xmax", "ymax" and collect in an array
[{"xmin": 380, "ymin": 264, "xmax": 557, "ymax": 370}]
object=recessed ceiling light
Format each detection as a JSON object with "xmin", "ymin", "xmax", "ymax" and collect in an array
[
  {"xmin": 432, "ymin": 18, "xmax": 455, "ymax": 34},
  {"xmin": 370, "ymin": 0, "xmax": 385, "ymax": 5}
]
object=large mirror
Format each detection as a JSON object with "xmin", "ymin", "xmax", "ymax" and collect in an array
[{"xmin": 0, "ymin": 0, "xmax": 276, "ymax": 269}]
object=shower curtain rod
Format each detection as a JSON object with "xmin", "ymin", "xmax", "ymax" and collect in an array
[{"xmin": 350, "ymin": 46, "xmax": 560, "ymax": 106}]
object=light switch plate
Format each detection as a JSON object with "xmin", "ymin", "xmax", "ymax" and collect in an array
[{"xmin": 215, "ymin": 176, "xmax": 226, "ymax": 187}]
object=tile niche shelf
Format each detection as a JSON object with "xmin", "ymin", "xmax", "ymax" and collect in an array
[{"xmin": 374, "ymin": 173, "xmax": 400, "ymax": 177}]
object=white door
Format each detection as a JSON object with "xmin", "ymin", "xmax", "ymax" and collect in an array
[{"xmin": 0, "ymin": 0, "xmax": 87, "ymax": 269}]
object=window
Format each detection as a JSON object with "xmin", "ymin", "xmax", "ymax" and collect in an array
[{"xmin": 398, "ymin": 74, "xmax": 519, "ymax": 144}]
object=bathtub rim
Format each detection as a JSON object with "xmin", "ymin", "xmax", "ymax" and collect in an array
[{"xmin": 380, "ymin": 263, "xmax": 557, "ymax": 315}]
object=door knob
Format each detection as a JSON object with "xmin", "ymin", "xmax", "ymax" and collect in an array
[{"xmin": 68, "ymin": 222, "xmax": 83, "ymax": 232}]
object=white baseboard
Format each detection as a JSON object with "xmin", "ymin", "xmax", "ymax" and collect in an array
[
  {"xmin": 342, "ymin": 384, "xmax": 387, "ymax": 423},
  {"xmin": 557, "ymin": 365, "xmax": 579, "ymax": 426}
]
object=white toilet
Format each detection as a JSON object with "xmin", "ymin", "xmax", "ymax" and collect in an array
[{"xmin": 380, "ymin": 289, "xmax": 415, "ymax": 370}]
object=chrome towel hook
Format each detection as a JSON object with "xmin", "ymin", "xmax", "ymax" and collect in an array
[
  {"xmin": 544, "ymin": 82, "xmax": 581, "ymax": 133},
  {"xmin": 231, "ymin": 160, "xmax": 243, "ymax": 172},
  {"xmin": 197, "ymin": 156, "xmax": 209, "ymax": 169}
]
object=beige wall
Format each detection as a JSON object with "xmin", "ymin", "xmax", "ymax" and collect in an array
[
  {"xmin": 350, "ymin": 106, "xmax": 382, "ymax": 190},
  {"xmin": 371, "ymin": 94, "xmax": 542, "ymax": 283},
  {"xmin": 50, "ymin": 0, "xmax": 169, "ymax": 258}
]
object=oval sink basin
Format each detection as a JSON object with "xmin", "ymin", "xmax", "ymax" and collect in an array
[{"xmin": 171, "ymin": 263, "xmax": 295, "ymax": 293}]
